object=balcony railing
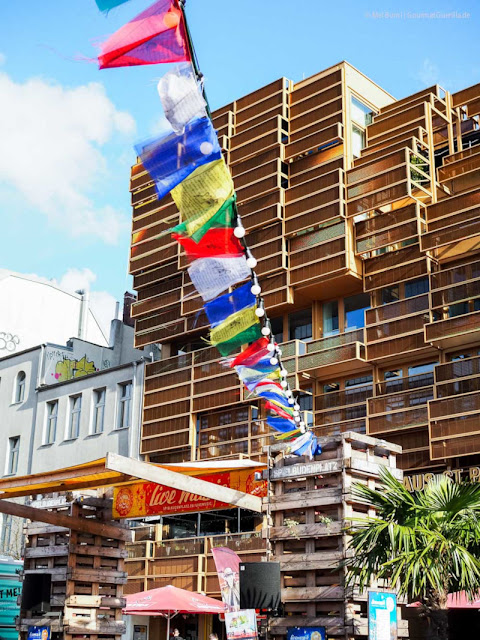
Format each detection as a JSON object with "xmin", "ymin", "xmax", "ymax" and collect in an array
[
  {"xmin": 425, "ymin": 310, "xmax": 480, "ymax": 348},
  {"xmin": 297, "ymin": 330, "xmax": 367, "ymax": 377}
]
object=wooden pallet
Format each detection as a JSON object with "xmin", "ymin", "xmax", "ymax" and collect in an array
[
  {"xmin": 266, "ymin": 432, "xmax": 407, "ymax": 640},
  {"xmin": 18, "ymin": 497, "xmax": 127, "ymax": 640}
]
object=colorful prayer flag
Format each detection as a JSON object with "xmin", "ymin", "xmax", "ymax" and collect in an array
[
  {"xmin": 171, "ymin": 159, "xmax": 234, "ymax": 236},
  {"xmin": 135, "ymin": 117, "xmax": 221, "ymax": 201},
  {"xmin": 288, "ymin": 431, "xmax": 320, "ymax": 459},
  {"xmin": 95, "ymin": 0, "xmax": 131, "ymax": 12},
  {"xmin": 210, "ymin": 306, "xmax": 261, "ymax": 356},
  {"xmin": 267, "ymin": 416, "xmax": 298, "ymax": 433},
  {"xmin": 158, "ymin": 64, "xmax": 207, "ymax": 134},
  {"xmin": 187, "ymin": 255, "xmax": 251, "ymax": 302},
  {"xmin": 98, "ymin": 0, "xmax": 190, "ymax": 69},
  {"xmin": 170, "ymin": 195, "xmax": 236, "ymax": 242},
  {"xmin": 204, "ymin": 283, "xmax": 256, "ymax": 327},
  {"xmin": 173, "ymin": 228, "xmax": 244, "ymax": 260},
  {"xmin": 228, "ymin": 337, "xmax": 271, "ymax": 369},
  {"xmin": 265, "ymin": 401, "xmax": 294, "ymax": 420}
]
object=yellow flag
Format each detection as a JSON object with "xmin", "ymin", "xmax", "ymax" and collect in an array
[
  {"xmin": 172, "ymin": 159, "xmax": 234, "ymax": 236},
  {"xmin": 210, "ymin": 305, "xmax": 259, "ymax": 347}
]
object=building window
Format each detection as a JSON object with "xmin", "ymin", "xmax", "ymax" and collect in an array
[
  {"xmin": 117, "ymin": 382, "xmax": 132, "ymax": 429},
  {"xmin": 14, "ymin": 371, "xmax": 26, "ymax": 403},
  {"xmin": 323, "ymin": 301, "xmax": 339, "ymax": 336},
  {"xmin": 288, "ymin": 309, "xmax": 312, "ymax": 341},
  {"xmin": 405, "ymin": 277, "xmax": 429, "ymax": 298},
  {"xmin": 382, "ymin": 285, "xmax": 400, "ymax": 305},
  {"xmin": 45, "ymin": 401, "xmax": 58, "ymax": 444},
  {"xmin": 352, "ymin": 125, "xmax": 366, "ymax": 158},
  {"xmin": 6, "ymin": 437, "xmax": 20, "ymax": 475},
  {"xmin": 351, "ymin": 96, "xmax": 375, "ymax": 127},
  {"xmin": 344, "ymin": 293, "xmax": 370, "ymax": 331},
  {"xmin": 0, "ymin": 515, "xmax": 12, "ymax": 551},
  {"xmin": 67, "ymin": 395, "xmax": 82, "ymax": 439},
  {"xmin": 270, "ymin": 316, "xmax": 284, "ymax": 344},
  {"xmin": 92, "ymin": 388, "xmax": 106, "ymax": 434}
]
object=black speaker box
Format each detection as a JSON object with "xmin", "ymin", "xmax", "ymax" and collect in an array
[
  {"xmin": 239, "ymin": 562, "xmax": 281, "ymax": 610},
  {"xmin": 21, "ymin": 573, "xmax": 52, "ymax": 613}
]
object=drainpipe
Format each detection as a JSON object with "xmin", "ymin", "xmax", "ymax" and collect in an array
[
  {"xmin": 128, "ymin": 360, "xmax": 144, "ymax": 459},
  {"xmin": 75, "ymin": 289, "xmax": 89, "ymax": 340}
]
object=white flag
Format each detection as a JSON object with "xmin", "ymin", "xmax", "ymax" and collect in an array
[
  {"xmin": 188, "ymin": 256, "xmax": 251, "ymax": 302},
  {"xmin": 158, "ymin": 65, "xmax": 208, "ymax": 134}
]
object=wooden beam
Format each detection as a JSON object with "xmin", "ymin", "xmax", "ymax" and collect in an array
[
  {"xmin": 0, "ymin": 500, "xmax": 132, "ymax": 542},
  {"xmin": 0, "ymin": 475, "xmax": 132, "ymax": 500},
  {"xmin": 105, "ymin": 453, "xmax": 263, "ymax": 513}
]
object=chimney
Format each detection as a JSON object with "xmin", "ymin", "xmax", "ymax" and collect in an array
[{"xmin": 123, "ymin": 291, "xmax": 137, "ymax": 327}]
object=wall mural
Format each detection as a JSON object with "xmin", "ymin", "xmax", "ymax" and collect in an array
[
  {"xmin": 0, "ymin": 332, "xmax": 20, "ymax": 353},
  {"xmin": 51, "ymin": 355, "xmax": 98, "ymax": 382}
]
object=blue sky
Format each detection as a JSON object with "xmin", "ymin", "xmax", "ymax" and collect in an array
[{"xmin": 0, "ymin": 0, "xmax": 478, "ymax": 327}]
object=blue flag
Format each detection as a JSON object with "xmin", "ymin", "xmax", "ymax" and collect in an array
[
  {"xmin": 267, "ymin": 416, "xmax": 298, "ymax": 433},
  {"xmin": 204, "ymin": 283, "xmax": 256, "ymax": 327},
  {"xmin": 257, "ymin": 391, "xmax": 291, "ymax": 406},
  {"xmin": 135, "ymin": 117, "xmax": 221, "ymax": 201}
]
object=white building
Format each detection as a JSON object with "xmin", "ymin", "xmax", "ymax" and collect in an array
[
  {"xmin": 0, "ymin": 319, "xmax": 151, "ymax": 556},
  {"xmin": 0, "ymin": 269, "xmax": 109, "ymax": 354}
]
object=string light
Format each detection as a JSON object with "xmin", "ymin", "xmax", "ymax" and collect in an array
[
  {"xmin": 261, "ymin": 326, "xmax": 271, "ymax": 336},
  {"xmin": 251, "ymin": 284, "xmax": 261, "ymax": 296},
  {"xmin": 246, "ymin": 256, "xmax": 257, "ymax": 268},
  {"xmin": 234, "ymin": 225, "xmax": 246, "ymax": 238},
  {"xmin": 255, "ymin": 307, "xmax": 265, "ymax": 317}
]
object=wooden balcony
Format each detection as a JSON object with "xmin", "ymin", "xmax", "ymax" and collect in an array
[
  {"xmin": 297, "ymin": 329, "xmax": 367, "ymax": 379},
  {"xmin": 425, "ymin": 310, "xmax": 480, "ymax": 349},
  {"xmin": 367, "ymin": 386, "xmax": 433, "ymax": 437},
  {"xmin": 346, "ymin": 147, "xmax": 431, "ymax": 218},
  {"xmin": 437, "ymin": 145, "xmax": 480, "ymax": 193},
  {"xmin": 420, "ymin": 187, "xmax": 480, "ymax": 260}
]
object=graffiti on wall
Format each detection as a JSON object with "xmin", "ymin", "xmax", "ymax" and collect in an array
[
  {"xmin": 51, "ymin": 355, "xmax": 98, "ymax": 382},
  {"xmin": 0, "ymin": 332, "xmax": 20, "ymax": 353}
]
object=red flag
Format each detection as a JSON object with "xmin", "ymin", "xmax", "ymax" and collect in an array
[
  {"xmin": 265, "ymin": 401, "xmax": 294, "ymax": 420},
  {"xmin": 99, "ymin": 0, "xmax": 190, "ymax": 69},
  {"xmin": 173, "ymin": 228, "xmax": 244, "ymax": 259},
  {"xmin": 228, "ymin": 337, "xmax": 271, "ymax": 368}
]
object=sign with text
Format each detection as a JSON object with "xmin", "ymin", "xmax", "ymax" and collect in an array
[
  {"xmin": 269, "ymin": 460, "xmax": 341, "ymax": 480},
  {"xmin": 368, "ymin": 592, "xmax": 397, "ymax": 640},
  {"xmin": 404, "ymin": 466, "xmax": 480, "ymax": 492},
  {"xmin": 225, "ymin": 609, "xmax": 258, "ymax": 640},
  {"xmin": 27, "ymin": 627, "xmax": 51, "ymax": 640},
  {"xmin": 113, "ymin": 469, "xmax": 267, "ymax": 518},
  {"xmin": 287, "ymin": 628, "xmax": 326, "ymax": 640}
]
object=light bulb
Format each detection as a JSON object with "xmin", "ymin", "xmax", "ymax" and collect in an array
[
  {"xmin": 300, "ymin": 424, "xmax": 307, "ymax": 434},
  {"xmin": 294, "ymin": 416, "xmax": 301, "ymax": 423},
  {"xmin": 294, "ymin": 403, "xmax": 300, "ymax": 411},
  {"xmin": 234, "ymin": 226, "xmax": 245, "ymax": 238},
  {"xmin": 286, "ymin": 390, "xmax": 293, "ymax": 397},
  {"xmin": 246, "ymin": 257, "xmax": 257, "ymax": 268},
  {"xmin": 288, "ymin": 398, "xmax": 295, "ymax": 405},
  {"xmin": 270, "ymin": 357, "xmax": 278, "ymax": 366},
  {"xmin": 280, "ymin": 380, "xmax": 288, "ymax": 388},
  {"xmin": 280, "ymin": 368, "xmax": 288, "ymax": 377},
  {"xmin": 255, "ymin": 307, "xmax": 265, "ymax": 317},
  {"xmin": 277, "ymin": 348, "xmax": 282, "ymax": 356},
  {"xmin": 293, "ymin": 410, "xmax": 300, "ymax": 417},
  {"xmin": 251, "ymin": 284, "xmax": 261, "ymax": 296},
  {"xmin": 261, "ymin": 326, "xmax": 271, "ymax": 336},
  {"xmin": 266, "ymin": 343, "xmax": 275, "ymax": 352}
]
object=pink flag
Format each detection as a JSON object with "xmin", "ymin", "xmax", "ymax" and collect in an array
[{"xmin": 211, "ymin": 547, "xmax": 241, "ymax": 612}]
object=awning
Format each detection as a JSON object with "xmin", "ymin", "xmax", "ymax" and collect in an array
[
  {"xmin": 408, "ymin": 592, "xmax": 480, "ymax": 609},
  {"xmin": 0, "ymin": 457, "xmax": 267, "ymax": 499}
]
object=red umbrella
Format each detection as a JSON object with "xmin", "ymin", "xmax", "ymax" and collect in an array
[{"xmin": 124, "ymin": 585, "xmax": 226, "ymax": 640}]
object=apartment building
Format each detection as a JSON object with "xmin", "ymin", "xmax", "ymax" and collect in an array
[{"xmin": 126, "ymin": 60, "xmax": 480, "ymax": 608}]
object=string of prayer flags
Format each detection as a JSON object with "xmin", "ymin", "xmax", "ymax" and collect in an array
[
  {"xmin": 288, "ymin": 431, "xmax": 319, "ymax": 458},
  {"xmin": 172, "ymin": 228, "xmax": 244, "ymax": 260},
  {"xmin": 187, "ymin": 256, "xmax": 251, "ymax": 302},
  {"xmin": 135, "ymin": 117, "xmax": 221, "ymax": 201},
  {"xmin": 209, "ymin": 306, "xmax": 262, "ymax": 357},
  {"xmin": 95, "ymin": 0, "xmax": 131, "ymax": 13},
  {"xmin": 204, "ymin": 283, "xmax": 256, "ymax": 327},
  {"xmin": 158, "ymin": 65, "xmax": 207, "ymax": 134},
  {"xmin": 98, "ymin": 0, "xmax": 190, "ymax": 69},
  {"xmin": 265, "ymin": 402, "xmax": 295, "ymax": 420},
  {"xmin": 228, "ymin": 337, "xmax": 271, "ymax": 368},
  {"xmin": 171, "ymin": 159, "xmax": 234, "ymax": 236},
  {"xmin": 170, "ymin": 195, "xmax": 236, "ymax": 243},
  {"xmin": 266, "ymin": 416, "xmax": 299, "ymax": 433}
]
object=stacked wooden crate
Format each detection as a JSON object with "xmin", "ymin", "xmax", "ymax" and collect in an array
[
  {"xmin": 18, "ymin": 497, "xmax": 127, "ymax": 640},
  {"xmin": 266, "ymin": 431, "xmax": 408, "ymax": 640}
]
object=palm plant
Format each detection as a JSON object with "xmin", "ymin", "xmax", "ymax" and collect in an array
[{"xmin": 344, "ymin": 468, "xmax": 480, "ymax": 640}]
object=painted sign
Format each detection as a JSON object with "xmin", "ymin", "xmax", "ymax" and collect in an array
[
  {"xmin": 112, "ymin": 469, "xmax": 267, "ymax": 518},
  {"xmin": 225, "ymin": 609, "xmax": 258, "ymax": 640},
  {"xmin": 27, "ymin": 627, "xmax": 51, "ymax": 640},
  {"xmin": 269, "ymin": 460, "xmax": 341, "ymax": 480},
  {"xmin": 368, "ymin": 592, "xmax": 397, "ymax": 640},
  {"xmin": 404, "ymin": 466, "xmax": 480, "ymax": 492},
  {"xmin": 287, "ymin": 628, "xmax": 326, "ymax": 640},
  {"xmin": 0, "ymin": 558, "xmax": 22, "ymax": 640}
]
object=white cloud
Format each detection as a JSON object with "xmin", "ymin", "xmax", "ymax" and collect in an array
[
  {"xmin": 0, "ymin": 72, "xmax": 136, "ymax": 244},
  {"xmin": 417, "ymin": 58, "xmax": 440, "ymax": 86}
]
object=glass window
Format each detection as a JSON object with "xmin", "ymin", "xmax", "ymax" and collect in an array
[
  {"xmin": 405, "ymin": 277, "xmax": 429, "ymax": 298},
  {"xmin": 288, "ymin": 309, "xmax": 312, "ymax": 341},
  {"xmin": 351, "ymin": 96, "xmax": 374, "ymax": 127},
  {"xmin": 323, "ymin": 382, "xmax": 340, "ymax": 393},
  {"xmin": 270, "ymin": 316, "xmax": 284, "ymax": 344},
  {"xmin": 382, "ymin": 285, "xmax": 400, "ymax": 305},
  {"xmin": 15, "ymin": 371, "xmax": 26, "ymax": 403},
  {"xmin": 408, "ymin": 363, "xmax": 437, "ymax": 377},
  {"xmin": 0, "ymin": 515, "xmax": 12, "ymax": 552},
  {"xmin": 68, "ymin": 395, "xmax": 82, "ymax": 439},
  {"xmin": 92, "ymin": 388, "xmax": 106, "ymax": 434},
  {"xmin": 346, "ymin": 375, "xmax": 373, "ymax": 387},
  {"xmin": 352, "ymin": 125, "xmax": 365, "ymax": 158},
  {"xmin": 344, "ymin": 293, "xmax": 370, "ymax": 331},
  {"xmin": 45, "ymin": 400, "xmax": 58, "ymax": 444},
  {"xmin": 117, "ymin": 382, "xmax": 132, "ymax": 429},
  {"xmin": 6, "ymin": 437, "xmax": 20, "ymax": 475},
  {"xmin": 449, "ymin": 302, "xmax": 469, "ymax": 318},
  {"xmin": 323, "ymin": 301, "xmax": 339, "ymax": 336}
]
